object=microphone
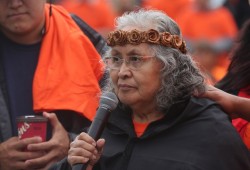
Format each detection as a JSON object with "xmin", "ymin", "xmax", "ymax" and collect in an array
[{"xmin": 72, "ymin": 92, "xmax": 118, "ymax": 170}]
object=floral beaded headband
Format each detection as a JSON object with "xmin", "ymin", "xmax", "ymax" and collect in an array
[{"xmin": 107, "ymin": 29, "xmax": 187, "ymax": 54}]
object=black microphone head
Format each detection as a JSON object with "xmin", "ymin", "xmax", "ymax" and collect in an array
[{"xmin": 99, "ymin": 92, "xmax": 118, "ymax": 111}]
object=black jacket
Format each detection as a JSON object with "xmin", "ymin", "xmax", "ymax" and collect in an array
[{"xmin": 51, "ymin": 97, "xmax": 250, "ymax": 170}]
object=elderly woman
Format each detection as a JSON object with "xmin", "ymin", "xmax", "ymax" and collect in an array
[{"xmin": 50, "ymin": 9, "xmax": 250, "ymax": 170}]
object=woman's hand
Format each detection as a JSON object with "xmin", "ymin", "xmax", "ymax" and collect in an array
[
  {"xmin": 198, "ymin": 85, "xmax": 250, "ymax": 121},
  {"xmin": 201, "ymin": 85, "xmax": 237, "ymax": 114},
  {"xmin": 68, "ymin": 132, "xmax": 105, "ymax": 170}
]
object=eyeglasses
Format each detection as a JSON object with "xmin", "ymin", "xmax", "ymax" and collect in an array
[{"xmin": 104, "ymin": 55, "xmax": 155, "ymax": 70}]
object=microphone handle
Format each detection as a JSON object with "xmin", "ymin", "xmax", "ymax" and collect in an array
[{"xmin": 72, "ymin": 107, "xmax": 111, "ymax": 170}]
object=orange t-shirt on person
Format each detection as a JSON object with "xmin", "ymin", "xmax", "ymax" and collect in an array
[
  {"xmin": 142, "ymin": 0, "xmax": 192, "ymax": 20},
  {"xmin": 232, "ymin": 87, "xmax": 250, "ymax": 149},
  {"xmin": 61, "ymin": 0, "xmax": 116, "ymax": 37},
  {"xmin": 176, "ymin": 5, "xmax": 237, "ymax": 83},
  {"xmin": 176, "ymin": 6, "xmax": 237, "ymax": 41},
  {"xmin": 133, "ymin": 120, "xmax": 149, "ymax": 137}
]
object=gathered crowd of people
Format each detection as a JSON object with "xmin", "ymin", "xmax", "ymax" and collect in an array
[{"xmin": 0, "ymin": 0, "xmax": 250, "ymax": 170}]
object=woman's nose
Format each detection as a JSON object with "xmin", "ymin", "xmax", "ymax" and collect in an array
[{"xmin": 118, "ymin": 61, "xmax": 132, "ymax": 78}]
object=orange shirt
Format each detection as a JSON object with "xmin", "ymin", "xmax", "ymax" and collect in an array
[
  {"xmin": 232, "ymin": 87, "xmax": 250, "ymax": 149},
  {"xmin": 133, "ymin": 120, "xmax": 149, "ymax": 137},
  {"xmin": 177, "ymin": 5, "xmax": 237, "ymax": 83},
  {"xmin": 61, "ymin": 0, "xmax": 115, "ymax": 36},
  {"xmin": 176, "ymin": 6, "xmax": 237, "ymax": 41},
  {"xmin": 33, "ymin": 4, "xmax": 104, "ymax": 121},
  {"xmin": 142, "ymin": 0, "xmax": 192, "ymax": 20}
]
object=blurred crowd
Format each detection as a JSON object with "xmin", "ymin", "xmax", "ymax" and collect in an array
[
  {"xmin": 51, "ymin": 0, "xmax": 250, "ymax": 85},
  {"xmin": 1, "ymin": 1, "xmax": 250, "ymax": 169}
]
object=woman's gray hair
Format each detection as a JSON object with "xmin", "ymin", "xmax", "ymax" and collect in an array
[{"xmin": 103, "ymin": 9, "xmax": 205, "ymax": 112}]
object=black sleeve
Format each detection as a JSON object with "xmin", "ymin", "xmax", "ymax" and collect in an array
[
  {"xmin": 55, "ymin": 110, "xmax": 91, "ymax": 133},
  {"xmin": 46, "ymin": 110, "xmax": 91, "ymax": 141},
  {"xmin": 70, "ymin": 13, "xmax": 108, "ymax": 56}
]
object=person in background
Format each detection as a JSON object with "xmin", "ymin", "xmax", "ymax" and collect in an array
[
  {"xmin": 109, "ymin": 0, "xmax": 142, "ymax": 16},
  {"xmin": 191, "ymin": 41, "xmax": 221, "ymax": 84},
  {"xmin": 50, "ymin": 9, "xmax": 250, "ymax": 170},
  {"xmin": 59, "ymin": 0, "xmax": 116, "ymax": 38},
  {"xmin": 0, "ymin": 0, "xmax": 103, "ymax": 169},
  {"xmin": 176, "ymin": 0, "xmax": 238, "ymax": 83},
  {"xmin": 204, "ymin": 18, "xmax": 250, "ymax": 150},
  {"xmin": 142, "ymin": 0, "xmax": 192, "ymax": 21}
]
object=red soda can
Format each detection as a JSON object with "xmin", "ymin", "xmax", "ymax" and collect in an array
[{"xmin": 16, "ymin": 115, "xmax": 48, "ymax": 142}]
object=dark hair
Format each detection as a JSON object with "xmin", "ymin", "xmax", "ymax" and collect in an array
[{"xmin": 216, "ymin": 19, "xmax": 250, "ymax": 93}]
